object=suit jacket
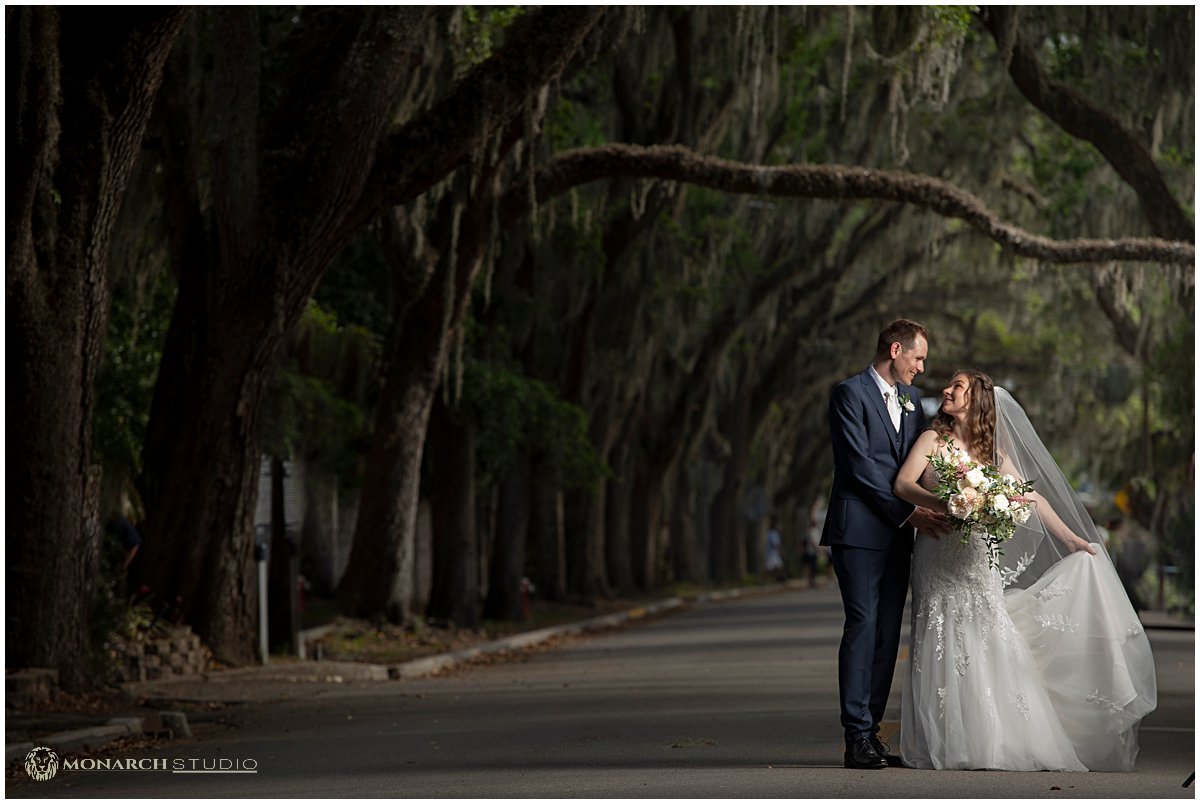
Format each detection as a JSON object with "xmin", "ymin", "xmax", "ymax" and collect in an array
[{"xmin": 820, "ymin": 368, "xmax": 926, "ymax": 550}]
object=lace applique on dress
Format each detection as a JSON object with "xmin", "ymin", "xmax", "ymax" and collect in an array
[
  {"xmin": 1087, "ymin": 690, "xmax": 1122, "ymax": 713},
  {"xmin": 1009, "ymin": 691, "xmax": 1031, "ymax": 721},
  {"xmin": 1036, "ymin": 579, "xmax": 1070, "ymax": 602},
  {"xmin": 1036, "ymin": 613, "xmax": 1078, "ymax": 633},
  {"xmin": 1000, "ymin": 552, "xmax": 1034, "ymax": 588}
]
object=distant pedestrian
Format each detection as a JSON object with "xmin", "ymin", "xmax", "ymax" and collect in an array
[
  {"xmin": 105, "ymin": 494, "xmax": 143, "ymax": 600},
  {"xmin": 801, "ymin": 523, "xmax": 819, "ymax": 586},
  {"xmin": 763, "ymin": 519, "xmax": 785, "ymax": 582}
]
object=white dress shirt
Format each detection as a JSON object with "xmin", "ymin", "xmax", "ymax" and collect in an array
[{"xmin": 869, "ymin": 365, "xmax": 901, "ymax": 431}]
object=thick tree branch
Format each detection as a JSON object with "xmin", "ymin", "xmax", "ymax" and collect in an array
[
  {"xmin": 504, "ymin": 144, "xmax": 1193, "ymax": 265},
  {"xmin": 345, "ymin": 7, "xmax": 607, "ymax": 237},
  {"xmin": 981, "ymin": 7, "xmax": 1193, "ymax": 242}
]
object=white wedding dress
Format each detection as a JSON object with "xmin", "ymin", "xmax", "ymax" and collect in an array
[{"xmin": 899, "ymin": 467, "xmax": 1157, "ymax": 771}]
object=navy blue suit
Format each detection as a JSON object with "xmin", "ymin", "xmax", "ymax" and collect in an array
[{"xmin": 820, "ymin": 368, "xmax": 925, "ymax": 741}]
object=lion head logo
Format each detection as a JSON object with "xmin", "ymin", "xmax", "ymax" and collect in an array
[{"xmin": 24, "ymin": 746, "xmax": 59, "ymax": 781}]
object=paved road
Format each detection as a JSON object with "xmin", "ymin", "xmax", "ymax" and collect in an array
[{"xmin": 14, "ymin": 584, "xmax": 1194, "ymax": 798}]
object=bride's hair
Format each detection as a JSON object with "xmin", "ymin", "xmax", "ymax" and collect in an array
[{"xmin": 932, "ymin": 369, "xmax": 996, "ymax": 464}]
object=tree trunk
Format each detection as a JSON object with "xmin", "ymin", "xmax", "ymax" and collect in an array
[
  {"xmin": 484, "ymin": 456, "xmax": 531, "ymax": 621},
  {"xmin": 426, "ymin": 398, "xmax": 480, "ymax": 628},
  {"xmin": 529, "ymin": 464, "xmax": 567, "ymax": 602},
  {"xmin": 141, "ymin": 5, "xmax": 595, "ymax": 657},
  {"xmin": 605, "ymin": 440, "xmax": 636, "ymax": 593},
  {"xmin": 670, "ymin": 465, "xmax": 706, "ymax": 583},
  {"xmin": 564, "ymin": 481, "xmax": 610, "ymax": 603},
  {"xmin": 629, "ymin": 458, "xmax": 667, "ymax": 590},
  {"xmin": 267, "ymin": 457, "xmax": 299, "ymax": 653},
  {"xmin": 709, "ymin": 390, "xmax": 753, "ymax": 583},
  {"xmin": 140, "ymin": 304, "xmax": 277, "ymax": 663},
  {"xmin": 6, "ymin": 7, "xmax": 187, "ymax": 689},
  {"xmin": 336, "ymin": 338, "xmax": 443, "ymax": 623}
]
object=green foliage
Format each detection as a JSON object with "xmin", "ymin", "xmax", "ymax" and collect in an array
[
  {"xmin": 546, "ymin": 96, "xmax": 611, "ymax": 150},
  {"xmin": 314, "ymin": 233, "xmax": 394, "ymax": 339},
  {"xmin": 457, "ymin": 6, "xmax": 525, "ymax": 74},
  {"xmin": 462, "ymin": 357, "xmax": 606, "ymax": 491},
  {"xmin": 1013, "ymin": 119, "xmax": 1109, "ymax": 237},
  {"xmin": 93, "ymin": 274, "xmax": 176, "ymax": 504},
  {"xmin": 259, "ymin": 302, "xmax": 380, "ymax": 482},
  {"xmin": 1146, "ymin": 308, "xmax": 1195, "ymax": 436},
  {"xmin": 929, "ymin": 6, "xmax": 977, "ymax": 41}
]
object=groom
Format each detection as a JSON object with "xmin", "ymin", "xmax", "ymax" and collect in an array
[{"xmin": 821, "ymin": 319, "xmax": 946, "ymax": 769}]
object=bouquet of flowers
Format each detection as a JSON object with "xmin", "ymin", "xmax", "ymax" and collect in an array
[{"xmin": 927, "ymin": 438, "xmax": 1036, "ymax": 570}]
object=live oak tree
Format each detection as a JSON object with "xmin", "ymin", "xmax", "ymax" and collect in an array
[
  {"xmin": 8, "ymin": 7, "xmax": 188, "ymax": 689},
  {"xmin": 136, "ymin": 7, "xmax": 608, "ymax": 661},
  {"xmin": 11, "ymin": 5, "xmax": 1191, "ymax": 681}
]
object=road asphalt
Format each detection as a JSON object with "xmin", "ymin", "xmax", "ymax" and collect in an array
[{"xmin": 7, "ymin": 581, "xmax": 1194, "ymax": 799}]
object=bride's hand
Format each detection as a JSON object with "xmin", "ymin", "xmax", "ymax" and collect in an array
[{"xmin": 1063, "ymin": 533, "xmax": 1097, "ymax": 555}]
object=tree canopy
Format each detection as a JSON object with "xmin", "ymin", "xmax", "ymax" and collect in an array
[{"xmin": 8, "ymin": 6, "xmax": 1193, "ymax": 687}]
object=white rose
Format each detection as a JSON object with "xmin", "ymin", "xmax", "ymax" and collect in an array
[
  {"xmin": 963, "ymin": 468, "xmax": 986, "ymax": 489},
  {"xmin": 1013, "ymin": 505, "xmax": 1032, "ymax": 524},
  {"xmin": 948, "ymin": 493, "xmax": 972, "ymax": 519},
  {"xmin": 1002, "ymin": 474, "xmax": 1016, "ymax": 485},
  {"xmin": 992, "ymin": 494, "xmax": 1010, "ymax": 512}
]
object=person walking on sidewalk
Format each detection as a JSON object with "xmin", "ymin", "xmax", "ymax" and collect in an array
[{"xmin": 820, "ymin": 319, "xmax": 947, "ymax": 769}]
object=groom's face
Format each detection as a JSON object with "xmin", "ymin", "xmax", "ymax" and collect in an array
[{"xmin": 890, "ymin": 335, "xmax": 927, "ymax": 386}]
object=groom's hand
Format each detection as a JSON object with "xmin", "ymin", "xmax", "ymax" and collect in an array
[{"xmin": 909, "ymin": 507, "xmax": 949, "ymax": 537}]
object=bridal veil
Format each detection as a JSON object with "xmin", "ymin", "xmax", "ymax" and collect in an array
[{"xmin": 992, "ymin": 386, "xmax": 1157, "ymax": 771}]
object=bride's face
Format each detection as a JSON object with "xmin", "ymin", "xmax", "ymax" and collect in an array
[{"xmin": 941, "ymin": 374, "xmax": 971, "ymax": 417}]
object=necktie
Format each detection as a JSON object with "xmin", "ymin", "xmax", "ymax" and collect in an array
[{"xmin": 885, "ymin": 390, "xmax": 900, "ymax": 432}]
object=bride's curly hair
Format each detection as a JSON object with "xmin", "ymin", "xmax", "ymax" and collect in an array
[{"xmin": 932, "ymin": 369, "xmax": 996, "ymax": 464}]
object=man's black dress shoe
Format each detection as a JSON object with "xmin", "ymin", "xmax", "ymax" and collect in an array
[
  {"xmin": 843, "ymin": 736, "xmax": 887, "ymax": 769},
  {"xmin": 869, "ymin": 734, "xmax": 904, "ymax": 767}
]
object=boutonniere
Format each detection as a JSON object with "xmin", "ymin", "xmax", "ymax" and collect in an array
[{"xmin": 898, "ymin": 392, "xmax": 916, "ymax": 414}]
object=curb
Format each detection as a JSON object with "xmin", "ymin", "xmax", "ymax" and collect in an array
[
  {"xmin": 390, "ymin": 596, "xmax": 687, "ymax": 679},
  {"xmin": 11, "ymin": 579, "xmax": 815, "ymax": 761},
  {"xmin": 6, "ymin": 714, "xmax": 168, "ymax": 767},
  {"xmin": 118, "ymin": 582, "xmax": 810, "ymax": 699},
  {"xmin": 6, "ymin": 582, "xmax": 815, "ymax": 765}
]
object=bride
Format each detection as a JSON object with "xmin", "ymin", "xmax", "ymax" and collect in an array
[{"xmin": 893, "ymin": 370, "xmax": 1156, "ymax": 771}]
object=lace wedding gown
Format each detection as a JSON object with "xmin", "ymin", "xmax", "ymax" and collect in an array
[{"xmin": 899, "ymin": 466, "xmax": 1156, "ymax": 771}]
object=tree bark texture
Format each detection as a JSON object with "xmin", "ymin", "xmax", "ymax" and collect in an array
[
  {"xmin": 139, "ymin": 296, "xmax": 279, "ymax": 662},
  {"xmin": 669, "ymin": 467, "xmax": 705, "ymax": 584},
  {"xmin": 628, "ymin": 458, "xmax": 668, "ymax": 591},
  {"xmin": 267, "ymin": 457, "xmax": 300, "ymax": 652},
  {"xmin": 484, "ymin": 455, "xmax": 531, "ymax": 621},
  {"xmin": 605, "ymin": 440, "xmax": 636, "ymax": 593},
  {"xmin": 529, "ymin": 465, "xmax": 567, "ymax": 602},
  {"xmin": 348, "ymin": 7, "xmax": 609, "ymax": 230},
  {"xmin": 426, "ymin": 398, "xmax": 480, "ymax": 628},
  {"xmin": 709, "ymin": 390, "xmax": 753, "ymax": 583},
  {"xmin": 506, "ymin": 144, "xmax": 1194, "ymax": 265},
  {"xmin": 139, "ymin": 7, "xmax": 602, "ymax": 653},
  {"xmin": 6, "ymin": 7, "xmax": 187, "ymax": 689},
  {"xmin": 335, "ymin": 208, "xmax": 444, "ymax": 623},
  {"xmin": 336, "ymin": 315, "xmax": 445, "ymax": 622},
  {"xmin": 564, "ymin": 480, "xmax": 611, "ymax": 603}
]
